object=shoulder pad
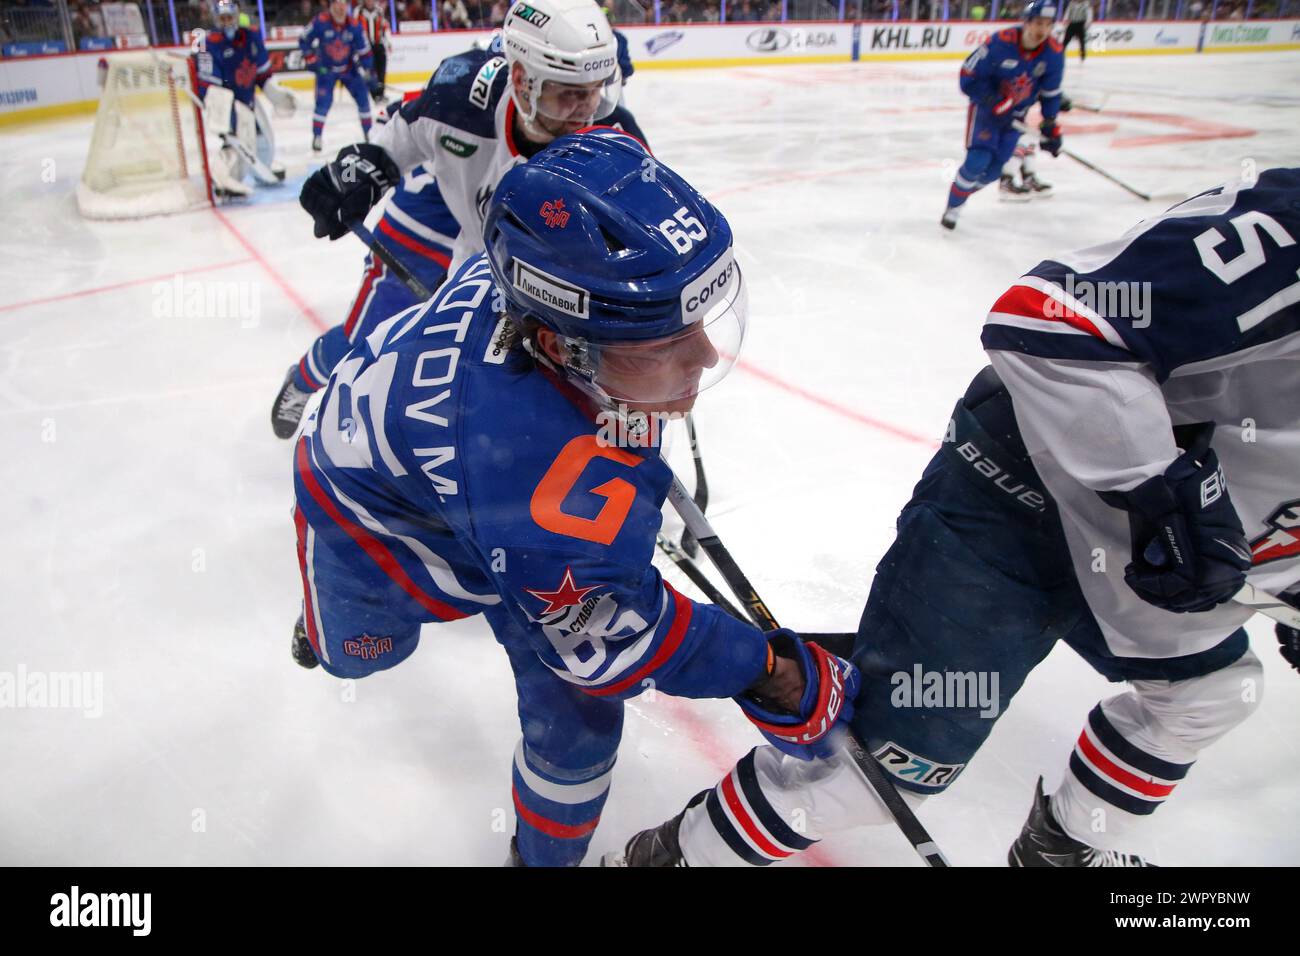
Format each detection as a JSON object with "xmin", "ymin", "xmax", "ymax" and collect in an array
[
  {"xmin": 1047, "ymin": 36, "xmax": 1063, "ymax": 53},
  {"xmin": 402, "ymin": 49, "xmax": 506, "ymax": 139},
  {"xmin": 207, "ymin": 29, "xmax": 223, "ymax": 43},
  {"xmin": 997, "ymin": 27, "xmax": 1019, "ymax": 44}
]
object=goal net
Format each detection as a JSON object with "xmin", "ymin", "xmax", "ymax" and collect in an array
[{"xmin": 77, "ymin": 51, "xmax": 214, "ymax": 220}]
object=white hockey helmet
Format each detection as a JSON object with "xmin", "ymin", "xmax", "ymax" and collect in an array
[{"xmin": 502, "ymin": 0, "xmax": 620, "ymax": 127}]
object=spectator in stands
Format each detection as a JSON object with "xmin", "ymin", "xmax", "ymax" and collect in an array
[
  {"xmin": 442, "ymin": 0, "xmax": 471, "ymax": 27},
  {"xmin": 730, "ymin": 0, "xmax": 759, "ymax": 20}
]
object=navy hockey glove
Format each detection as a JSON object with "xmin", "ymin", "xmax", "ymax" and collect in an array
[
  {"xmin": 300, "ymin": 143, "xmax": 399, "ymax": 240},
  {"xmin": 1277, "ymin": 595, "xmax": 1300, "ymax": 674},
  {"xmin": 735, "ymin": 631, "xmax": 859, "ymax": 761},
  {"xmin": 1039, "ymin": 118, "xmax": 1063, "ymax": 157},
  {"xmin": 1099, "ymin": 429, "xmax": 1250, "ymax": 614}
]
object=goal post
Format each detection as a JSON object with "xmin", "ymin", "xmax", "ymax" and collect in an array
[{"xmin": 77, "ymin": 51, "xmax": 216, "ymax": 220}]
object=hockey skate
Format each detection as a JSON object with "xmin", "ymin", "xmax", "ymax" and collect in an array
[
  {"xmin": 311, "ymin": 135, "xmax": 323, "ymax": 153},
  {"xmin": 1008, "ymin": 778, "xmax": 1155, "ymax": 867},
  {"xmin": 291, "ymin": 614, "xmax": 319, "ymax": 669},
  {"xmin": 998, "ymin": 173, "xmax": 1033, "ymax": 202},
  {"xmin": 601, "ymin": 791, "xmax": 706, "ymax": 867},
  {"xmin": 940, "ymin": 206, "xmax": 961, "ymax": 231},
  {"xmin": 1022, "ymin": 172, "xmax": 1054, "ymax": 197},
  {"xmin": 271, "ymin": 366, "xmax": 312, "ymax": 440}
]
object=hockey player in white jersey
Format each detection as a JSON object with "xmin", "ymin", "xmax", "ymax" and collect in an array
[
  {"xmin": 299, "ymin": 0, "xmax": 640, "ymax": 275},
  {"xmin": 609, "ymin": 168, "xmax": 1300, "ymax": 867}
]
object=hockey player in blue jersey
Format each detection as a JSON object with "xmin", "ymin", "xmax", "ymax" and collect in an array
[
  {"xmin": 280, "ymin": 2, "xmax": 647, "ymax": 436},
  {"xmin": 942, "ymin": 0, "xmax": 1065, "ymax": 230},
  {"xmin": 611, "ymin": 168, "xmax": 1300, "ymax": 867},
  {"xmin": 271, "ymin": 96, "xmax": 462, "ymax": 438},
  {"xmin": 300, "ymin": 0, "xmax": 376, "ymax": 152},
  {"xmin": 194, "ymin": 1, "xmax": 294, "ymax": 195},
  {"xmin": 288, "ymin": 130, "xmax": 858, "ymax": 866}
]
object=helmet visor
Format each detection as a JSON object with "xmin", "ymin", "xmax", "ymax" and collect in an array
[
  {"xmin": 572, "ymin": 264, "xmax": 748, "ymax": 412},
  {"xmin": 534, "ymin": 74, "xmax": 621, "ymax": 129}
]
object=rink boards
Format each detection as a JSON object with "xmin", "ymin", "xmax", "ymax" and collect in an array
[{"xmin": 2, "ymin": 18, "xmax": 1298, "ymax": 127}]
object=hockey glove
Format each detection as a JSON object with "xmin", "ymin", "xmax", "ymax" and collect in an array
[
  {"xmin": 735, "ymin": 631, "xmax": 859, "ymax": 761},
  {"xmin": 1039, "ymin": 118, "xmax": 1063, "ymax": 157},
  {"xmin": 368, "ymin": 77, "xmax": 386, "ymax": 100},
  {"xmin": 300, "ymin": 142, "xmax": 399, "ymax": 240},
  {"xmin": 1099, "ymin": 428, "xmax": 1250, "ymax": 614},
  {"xmin": 1277, "ymin": 595, "xmax": 1300, "ymax": 674}
]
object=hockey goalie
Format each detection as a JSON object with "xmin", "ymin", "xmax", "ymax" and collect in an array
[{"xmin": 193, "ymin": 0, "xmax": 295, "ymax": 197}]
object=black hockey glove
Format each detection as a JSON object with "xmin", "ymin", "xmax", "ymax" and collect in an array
[
  {"xmin": 1039, "ymin": 118, "xmax": 1063, "ymax": 157},
  {"xmin": 1277, "ymin": 595, "xmax": 1300, "ymax": 674},
  {"xmin": 367, "ymin": 77, "xmax": 386, "ymax": 100},
  {"xmin": 1099, "ymin": 427, "xmax": 1250, "ymax": 614},
  {"xmin": 300, "ymin": 142, "xmax": 399, "ymax": 240}
]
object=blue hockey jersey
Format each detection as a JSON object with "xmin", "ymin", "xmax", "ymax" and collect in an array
[
  {"xmin": 294, "ymin": 254, "xmax": 768, "ymax": 700},
  {"xmin": 960, "ymin": 26, "xmax": 1064, "ymax": 124},
  {"xmin": 298, "ymin": 12, "xmax": 373, "ymax": 76},
  {"xmin": 195, "ymin": 26, "xmax": 271, "ymax": 107}
]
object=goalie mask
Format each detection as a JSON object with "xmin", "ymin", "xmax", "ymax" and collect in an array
[
  {"xmin": 484, "ymin": 129, "xmax": 746, "ymax": 417},
  {"xmin": 214, "ymin": 0, "xmax": 239, "ymax": 38},
  {"xmin": 502, "ymin": 0, "xmax": 621, "ymax": 141}
]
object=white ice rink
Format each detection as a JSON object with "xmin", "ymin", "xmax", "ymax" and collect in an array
[{"xmin": 3, "ymin": 51, "xmax": 1299, "ymax": 866}]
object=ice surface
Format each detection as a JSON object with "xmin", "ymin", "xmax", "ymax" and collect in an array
[{"xmin": 2, "ymin": 51, "xmax": 1298, "ymax": 865}]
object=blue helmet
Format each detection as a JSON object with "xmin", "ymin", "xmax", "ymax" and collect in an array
[
  {"xmin": 483, "ymin": 128, "xmax": 746, "ymax": 410},
  {"xmin": 1023, "ymin": 0, "xmax": 1059, "ymax": 19}
]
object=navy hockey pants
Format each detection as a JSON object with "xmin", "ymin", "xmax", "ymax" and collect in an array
[{"xmin": 846, "ymin": 369, "xmax": 1249, "ymax": 795}]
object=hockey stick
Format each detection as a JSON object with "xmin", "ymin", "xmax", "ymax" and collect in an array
[
  {"xmin": 656, "ymin": 531, "xmax": 858, "ymax": 654},
  {"xmin": 679, "ymin": 413, "xmax": 709, "ymax": 558},
  {"xmin": 665, "ymin": 474, "xmax": 951, "ymax": 868},
  {"xmin": 1059, "ymin": 147, "xmax": 1151, "ymax": 201},
  {"xmin": 347, "ymin": 221, "xmax": 434, "ymax": 300},
  {"xmin": 1013, "ymin": 119, "xmax": 1151, "ymax": 201},
  {"xmin": 1234, "ymin": 583, "xmax": 1300, "ymax": 630}
]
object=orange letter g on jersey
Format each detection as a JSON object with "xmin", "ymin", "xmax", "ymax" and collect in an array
[{"xmin": 530, "ymin": 435, "xmax": 643, "ymax": 546}]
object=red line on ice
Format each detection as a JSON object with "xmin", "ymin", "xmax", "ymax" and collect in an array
[
  {"xmin": 0, "ymin": 255, "xmax": 253, "ymax": 314},
  {"xmin": 210, "ymin": 206, "xmax": 329, "ymax": 332},
  {"xmin": 733, "ymin": 358, "xmax": 938, "ymax": 447}
]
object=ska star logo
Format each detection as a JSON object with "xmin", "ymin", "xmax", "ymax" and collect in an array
[
  {"xmin": 326, "ymin": 38, "xmax": 351, "ymax": 62},
  {"xmin": 234, "ymin": 58, "xmax": 257, "ymax": 89},
  {"xmin": 1250, "ymin": 499, "xmax": 1300, "ymax": 565},
  {"xmin": 1001, "ymin": 73, "xmax": 1034, "ymax": 106},
  {"xmin": 524, "ymin": 566, "xmax": 600, "ymax": 615}
]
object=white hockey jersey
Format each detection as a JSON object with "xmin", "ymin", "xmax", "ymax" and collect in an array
[
  {"xmin": 372, "ymin": 46, "xmax": 646, "ymax": 275},
  {"xmin": 984, "ymin": 168, "xmax": 1300, "ymax": 660}
]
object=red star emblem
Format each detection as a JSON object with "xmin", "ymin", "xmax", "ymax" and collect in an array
[{"xmin": 524, "ymin": 566, "xmax": 600, "ymax": 616}]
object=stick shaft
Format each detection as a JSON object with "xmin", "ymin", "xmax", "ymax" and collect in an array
[
  {"xmin": 665, "ymin": 475, "xmax": 950, "ymax": 867},
  {"xmin": 348, "ymin": 221, "xmax": 434, "ymax": 300}
]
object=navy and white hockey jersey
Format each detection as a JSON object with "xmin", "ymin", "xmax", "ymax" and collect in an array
[
  {"xmin": 294, "ymin": 254, "xmax": 768, "ymax": 698},
  {"xmin": 372, "ymin": 47, "xmax": 647, "ymax": 273},
  {"xmin": 983, "ymin": 167, "xmax": 1300, "ymax": 659}
]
